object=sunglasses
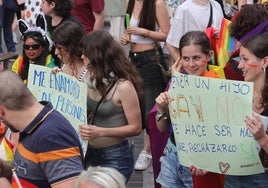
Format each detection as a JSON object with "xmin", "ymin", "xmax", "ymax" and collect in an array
[{"xmin": 23, "ymin": 44, "xmax": 42, "ymax": 50}]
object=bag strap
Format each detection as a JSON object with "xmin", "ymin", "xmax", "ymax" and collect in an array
[
  {"xmin": 207, "ymin": 3, "xmax": 213, "ymax": 28},
  {"xmin": 90, "ymin": 82, "xmax": 116, "ymax": 124}
]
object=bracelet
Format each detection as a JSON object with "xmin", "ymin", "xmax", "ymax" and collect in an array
[
  {"xmin": 157, "ymin": 110, "xmax": 166, "ymax": 115},
  {"xmin": 155, "ymin": 111, "xmax": 168, "ymax": 121}
]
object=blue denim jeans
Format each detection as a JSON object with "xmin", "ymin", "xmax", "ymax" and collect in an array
[
  {"xmin": 156, "ymin": 138, "xmax": 194, "ymax": 188},
  {"xmin": 129, "ymin": 48, "xmax": 166, "ymax": 131},
  {"xmin": 0, "ymin": 3, "xmax": 16, "ymax": 53},
  {"xmin": 85, "ymin": 140, "xmax": 134, "ymax": 183},
  {"xmin": 225, "ymin": 172, "xmax": 268, "ymax": 188}
]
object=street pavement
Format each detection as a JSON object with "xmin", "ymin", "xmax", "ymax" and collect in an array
[{"xmin": 128, "ymin": 133, "xmax": 154, "ymax": 188}]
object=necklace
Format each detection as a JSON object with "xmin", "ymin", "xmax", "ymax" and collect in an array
[{"xmin": 78, "ymin": 68, "xmax": 88, "ymax": 82}]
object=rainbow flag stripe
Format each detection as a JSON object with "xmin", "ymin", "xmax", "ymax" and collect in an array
[{"xmin": 216, "ymin": 18, "xmax": 237, "ymax": 67}]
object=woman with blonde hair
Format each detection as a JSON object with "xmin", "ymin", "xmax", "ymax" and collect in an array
[{"xmin": 75, "ymin": 166, "xmax": 126, "ymax": 188}]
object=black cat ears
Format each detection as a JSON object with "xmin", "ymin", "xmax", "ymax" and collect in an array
[{"xmin": 18, "ymin": 13, "xmax": 53, "ymax": 51}]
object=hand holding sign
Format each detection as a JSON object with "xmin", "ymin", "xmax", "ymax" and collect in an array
[
  {"xmin": 27, "ymin": 64, "xmax": 88, "ymax": 155},
  {"xmin": 246, "ymin": 112, "xmax": 268, "ymax": 149}
]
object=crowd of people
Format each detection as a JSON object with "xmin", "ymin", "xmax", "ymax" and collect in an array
[{"xmin": 0, "ymin": 0, "xmax": 268, "ymax": 188}]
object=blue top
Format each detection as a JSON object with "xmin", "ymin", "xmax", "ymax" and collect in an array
[{"xmin": 14, "ymin": 101, "xmax": 84, "ymax": 187}]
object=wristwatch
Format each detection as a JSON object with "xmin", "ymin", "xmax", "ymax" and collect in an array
[{"xmin": 155, "ymin": 111, "xmax": 167, "ymax": 121}]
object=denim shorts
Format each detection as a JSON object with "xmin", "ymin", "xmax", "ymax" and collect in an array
[
  {"xmin": 85, "ymin": 140, "xmax": 134, "ymax": 183},
  {"xmin": 225, "ymin": 172, "xmax": 268, "ymax": 188},
  {"xmin": 156, "ymin": 139, "xmax": 193, "ymax": 188}
]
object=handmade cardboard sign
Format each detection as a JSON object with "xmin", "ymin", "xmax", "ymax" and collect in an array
[
  {"xmin": 169, "ymin": 71, "xmax": 264, "ymax": 175},
  {"xmin": 27, "ymin": 64, "xmax": 88, "ymax": 154}
]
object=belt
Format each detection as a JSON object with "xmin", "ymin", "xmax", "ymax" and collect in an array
[{"xmin": 129, "ymin": 48, "xmax": 155, "ymax": 57}]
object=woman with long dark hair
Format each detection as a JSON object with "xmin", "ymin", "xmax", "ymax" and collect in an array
[
  {"xmin": 80, "ymin": 30, "xmax": 143, "ymax": 183},
  {"xmin": 12, "ymin": 29, "xmax": 55, "ymax": 83},
  {"xmin": 52, "ymin": 21, "xmax": 87, "ymax": 82},
  {"xmin": 121, "ymin": 0, "xmax": 170, "ymax": 171},
  {"xmin": 228, "ymin": 34, "xmax": 268, "ymax": 188}
]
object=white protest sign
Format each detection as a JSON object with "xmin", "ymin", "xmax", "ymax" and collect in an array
[
  {"xmin": 168, "ymin": 71, "xmax": 264, "ymax": 175},
  {"xmin": 27, "ymin": 64, "xmax": 88, "ymax": 155}
]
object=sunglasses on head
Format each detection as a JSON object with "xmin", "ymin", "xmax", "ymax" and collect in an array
[{"xmin": 23, "ymin": 43, "xmax": 41, "ymax": 50}]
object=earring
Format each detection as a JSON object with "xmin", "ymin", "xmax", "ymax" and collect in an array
[{"xmin": 263, "ymin": 67, "xmax": 266, "ymax": 74}]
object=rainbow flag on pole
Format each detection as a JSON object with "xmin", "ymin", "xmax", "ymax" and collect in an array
[
  {"xmin": 208, "ymin": 18, "xmax": 237, "ymax": 78},
  {"xmin": 216, "ymin": 18, "xmax": 237, "ymax": 67}
]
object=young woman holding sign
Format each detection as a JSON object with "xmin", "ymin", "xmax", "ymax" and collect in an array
[
  {"xmin": 225, "ymin": 35, "xmax": 268, "ymax": 187},
  {"xmin": 155, "ymin": 31, "xmax": 224, "ymax": 188},
  {"xmin": 52, "ymin": 21, "xmax": 87, "ymax": 82}
]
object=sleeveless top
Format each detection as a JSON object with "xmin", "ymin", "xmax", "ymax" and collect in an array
[
  {"xmin": 87, "ymin": 80, "xmax": 128, "ymax": 128},
  {"xmin": 130, "ymin": 17, "xmax": 154, "ymax": 44}
]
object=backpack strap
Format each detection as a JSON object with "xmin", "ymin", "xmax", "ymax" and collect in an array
[{"xmin": 207, "ymin": 3, "xmax": 213, "ymax": 28}]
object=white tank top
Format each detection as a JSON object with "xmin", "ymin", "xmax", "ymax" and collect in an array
[{"xmin": 130, "ymin": 16, "xmax": 154, "ymax": 44}]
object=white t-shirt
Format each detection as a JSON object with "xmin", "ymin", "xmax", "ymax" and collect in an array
[{"xmin": 166, "ymin": 0, "xmax": 224, "ymax": 48}]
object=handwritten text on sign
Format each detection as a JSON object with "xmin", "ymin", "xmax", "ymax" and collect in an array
[
  {"xmin": 168, "ymin": 71, "xmax": 263, "ymax": 175},
  {"xmin": 27, "ymin": 64, "xmax": 88, "ymax": 154}
]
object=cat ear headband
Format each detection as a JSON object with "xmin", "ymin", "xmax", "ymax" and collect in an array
[{"xmin": 18, "ymin": 13, "xmax": 53, "ymax": 51}]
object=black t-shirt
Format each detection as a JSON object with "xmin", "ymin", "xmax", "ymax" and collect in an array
[
  {"xmin": 261, "ymin": 108, "xmax": 268, "ymax": 117},
  {"xmin": 45, "ymin": 14, "xmax": 82, "ymax": 67},
  {"xmin": 46, "ymin": 14, "xmax": 82, "ymax": 36}
]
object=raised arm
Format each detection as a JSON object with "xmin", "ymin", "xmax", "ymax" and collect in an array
[{"xmin": 155, "ymin": 91, "xmax": 171, "ymax": 132}]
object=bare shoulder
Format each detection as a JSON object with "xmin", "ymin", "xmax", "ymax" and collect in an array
[
  {"xmin": 113, "ymin": 80, "xmax": 137, "ymax": 104},
  {"xmin": 156, "ymin": 0, "xmax": 165, "ymax": 7},
  {"xmin": 117, "ymin": 80, "xmax": 135, "ymax": 91}
]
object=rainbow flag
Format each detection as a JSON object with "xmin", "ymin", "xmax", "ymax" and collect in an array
[
  {"xmin": 216, "ymin": 18, "xmax": 237, "ymax": 67},
  {"xmin": 0, "ymin": 136, "xmax": 14, "ymax": 162},
  {"xmin": 12, "ymin": 177, "xmax": 38, "ymax": 188},
  {"xmin": 207, "ymin": 18, "xmax": 237, "ymax": 78}
]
